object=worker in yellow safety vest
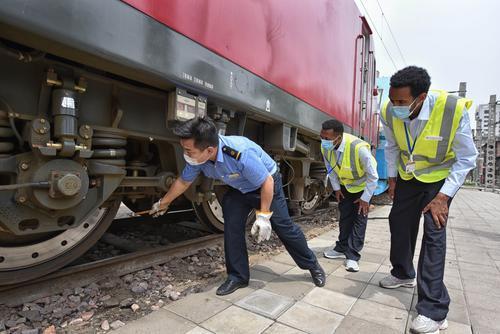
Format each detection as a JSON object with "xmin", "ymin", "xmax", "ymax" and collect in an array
[
  {"xmin": 379, "ymin": 66, "xmax": 478, "ymax": 334},
  {"xmin": 320, "ymin": 119, "xmax": 378, "ymax": 273}
]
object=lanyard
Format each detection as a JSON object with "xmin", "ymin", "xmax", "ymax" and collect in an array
[
  {"xmin": 325, "ymin": 149, "xmax": 341, "ymax": 175},
  {"xmin": 404, "ymin": 123, "xmax": 417, "ymax": 161}
]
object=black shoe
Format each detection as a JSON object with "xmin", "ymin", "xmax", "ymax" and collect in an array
[
  {"xmin": 310, "ymin": 263, "xmax": 326, "ymax": 287},
  {"xmin": 216, "ymin": 279, "xmax": 249, "ymax": 296}
]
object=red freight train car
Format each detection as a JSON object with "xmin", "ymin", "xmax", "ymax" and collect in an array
[
  {"xmin": 0, "ymin": 0, "xmax": 377, "ymax": 284},
  {"xmin": 124, "ymin": 0, "xmax": 378, "ymax": 142}
]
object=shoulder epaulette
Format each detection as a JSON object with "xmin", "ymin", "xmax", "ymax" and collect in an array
[{"xmin": 222, "ymin": 145, "xmax": 241, "ymax": 161}]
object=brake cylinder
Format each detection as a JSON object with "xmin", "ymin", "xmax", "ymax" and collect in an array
[{"xmin": 51, "ymin": 89, "xmax": 78, "ymax": 141}]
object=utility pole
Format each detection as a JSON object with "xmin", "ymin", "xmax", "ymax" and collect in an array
[
  {"xmin": 484, "ymin": 94, "xmax": 497, "ymax": 190},
  {"xmin": 458, "ymin": 82, "xmax": 467, "ymax": 98},
  {"xmin": 475, "ymin": 107, "xmax": 483, "ymax": 185}
]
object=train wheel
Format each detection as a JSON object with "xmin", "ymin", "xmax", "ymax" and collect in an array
[
  {"xmin": 301, "ymin": 187, "xmax": 322, "ymax": 215},
  {"xmin": 192, "ymin": 185, "xmax": 228, "ymax": 232},
  {"xmin": 193, "ymin": 186, "xmax": 262, "ymax": 233},
  {"xmin": 0, "ymin": 200, "xmax": 120, "ymax": 286},
  {"xmin": 193, "ymin": 198, "xmax": 224, "ymax": 232}
]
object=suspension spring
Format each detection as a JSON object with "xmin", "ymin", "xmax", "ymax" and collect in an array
[
  {"xmin": 91, "ymin": 131, "xmax": 127, "ymax": 166},
  {"xmin": 0, "ymin": 118, "xmax": 15, "ymax": 158}
]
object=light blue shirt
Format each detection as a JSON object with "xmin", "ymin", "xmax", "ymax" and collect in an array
[
  {"xmin": 181, "ymin": 135, "xmax": 277, "ymax": 193},
  {"xmin": 323, "ymin": 136, "xmax": 379, "ymax": 202},
  {"xmin": 381, "ymin": 91, "xmax": 478, "ymax": 197}
]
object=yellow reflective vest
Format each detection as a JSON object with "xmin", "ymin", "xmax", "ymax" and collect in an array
[
  {"xmin": 321, "ymin": 133, "xmax": 375, "ymax": 193},
  {"xmin": 381, "ymin": 90, "xmax": 472, "ymax": 183}
]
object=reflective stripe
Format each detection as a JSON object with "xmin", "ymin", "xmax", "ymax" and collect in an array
[
  {"xmin": 398, "ymin": 155, "xmax": 455, "ymax": 176},
  {"xmin": 349, "ymin": 139, "xmax": 363, "ymax": 179},
  {"xmin": 430, "ymin": 95, "xmax": 458, "ymax": 163},
  {"xmin": 385, "ymin": 102, "xmax": 394, "ymax": 130},
  {"xmin": 401, "ymin": 151, "xmax": 433, "ymax": 161},
  {"xmin": 413, "ymin": 158, "xmax": 456, "ymax": 176},
  {"xmin": 346, "ymin": 175, "xmax": 367, "ymax": 187}
]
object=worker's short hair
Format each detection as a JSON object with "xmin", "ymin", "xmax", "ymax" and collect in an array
[
  {"xmin": 321, "ymin": 119, "xmax": 344, "ymax": 134},
  {"xmin": 173, "ymin": 117, "xmax": 219, "ymax": 150},
  {"xmin": 390, "ymin": 66, "xmax": 431, "ymax": 97}
]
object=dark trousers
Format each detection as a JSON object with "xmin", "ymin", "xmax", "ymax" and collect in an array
[
  {"xmin": 334, "ymin": 186, "xmax": 368, "ymax": 261},
  {"xmin": 221, "ymin": 173, "xmax": 318, "ymax": 283},
  {"xmin": 389, "ymin": 177, "xmax": 451, "ymax": 321}
]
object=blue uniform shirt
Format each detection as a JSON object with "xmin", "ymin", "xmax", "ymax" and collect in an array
[{"xmin": 181, "ymin": 135, "xmax": 277, "ymax": 193}]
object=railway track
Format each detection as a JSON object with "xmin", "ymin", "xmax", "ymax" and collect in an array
[
  {"xmin": 0, "ymin": 234, "xmax": 223, "ymax": 307},
  {"xmin": 0, "ymin": 206, "xmax": 334, "ymax": 307}
]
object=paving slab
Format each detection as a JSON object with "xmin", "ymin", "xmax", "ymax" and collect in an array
[
  {"xmin": 461, "ymin": 279, "xmax": 500, "ymax": 298},
  {"xmin": 277, "ymin": 301, "xmax": 344, "ymax": 334},
  {"xmin": 186, "ymin": 327, "xmax": 214, "ymax": 334},
  {"xmin": 210, "ymin": 284, "xmax": 256, "ymax": 303},
  {"xmin": 464, "ymin": 291, "xmax": 500, "ymax": 312},
  {"xmin": 306, "ymin": 237, "xmax": 334, "ymax": 250},
  {"xmin": 235, "ymin": 289, "xmax": 294, "ymax": 319},
  {"xmin": 201, "ymin": 305, "xmax": 274, "ymax": 334},
  {"xmin": 362, "ymin": 283, "xmax": 414, "ymax": 310},
  {"xmin": 444, "ymin": 273, "xmax": 464, "ymax": 290},
  {"xmin": 368, "ymin": 271, "xmax": 389, "ymax": 287},
  {"xmin": 330, "ymin": 261, "xmax": 379, "ymax": 283},
  {"xmin": 114, "ymin": 309, "xmax": 196, "ymax": 334},
  {"xmin": 164, "ymin": 291, "xmax": 231, "ymax": 323},
  {"xmin": 263, "ymin": 277, "xmax": 314, "ymax": 300},
  {"xmin": 249, "ymin": 268, "xmax": 281, "ymax": 289},
  {"xmin": 302, "ymin": 287, "xmax": 357, "ymax": 315},
  {"xmin": 348, "ymin": 299, "xmax": 408, "ymax": 332},
  {"xmin": 468, "ymin": 306, "xmax": 500, "ymax": 332},
  {"xmin": 323, "ymin": 276, "xmax": 368, "ymax": 298},
  {"xmin": 253, "ymin": 261, "xmax": 296, "ymax": 276},
  {"xmin": 281, "ymin": 266, "xmax": 312, "ymax": 283},
  {"xmin": 316, "ymin": 257, "xmax": 343, "ymax": 274},
  {"xmin": 271, "ymin": 252, "xmax": 297, "ymax": 266},
  {"xmin": 446, "ymin": 287, "xmax": 466, "ymax": 306},
  {"xmin": 447, "ymin": 302, "xmax": 471, "ymax": 325},
  {"xmin": 263, "ymin": 323, "xmax": 306, "ymax": 334},
  {"xmin": 335, "ymin": 315, "xmax": 401, "ymax": 334},
  {"xmin": 360, "ymin": 251, "xmax": 387, "ymax": 265},
  {"xmin": 444, "ymin": 320, "xmax": 473, "ymax": 334}
]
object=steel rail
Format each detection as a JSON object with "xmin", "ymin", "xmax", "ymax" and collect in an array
[{"xmin": 0, "ymin": 234, "xmax": 223, "ymax": 307}]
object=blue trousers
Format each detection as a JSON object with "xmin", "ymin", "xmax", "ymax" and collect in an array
[
  {"xmin": 334, "ymin": 186, "xmax": 367, "ymax": 261},
  {"xmin": 389, "ymin": 177, "xmax": 451, "ymax": 321},
  {"xmin": 221, "ymin": 173, "xmax": 318, "ymax": 283}
]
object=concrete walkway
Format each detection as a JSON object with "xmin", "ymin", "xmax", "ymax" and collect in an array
[{"xmin": 115, "ymin": 189, "xmax": 500, "ymax": 334}]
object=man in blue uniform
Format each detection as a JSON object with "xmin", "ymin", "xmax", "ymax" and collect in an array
[{"xmin": 149, "ymin": 117, "xmax": 326, "ymax": 295}]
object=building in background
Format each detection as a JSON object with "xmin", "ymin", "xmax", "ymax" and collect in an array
[{"xmin": 475, "ymin": 103, "xmax": 500, "ymax": 186}]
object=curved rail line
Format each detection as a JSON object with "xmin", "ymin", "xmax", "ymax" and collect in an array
[
  {"xmin": 0, "ymin": 207, "xmax": 334, "ymax": 306},
  {"xmin": 0, "ymin": 234, "xmax": 223, "ymax": 307}
]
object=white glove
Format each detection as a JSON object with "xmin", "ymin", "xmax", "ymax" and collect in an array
[
  {"xmin": 251, "ymin": 211, "xmax": 273, "ymax": 243},
  {"xmin": 149, "ymin": 200, "xmax": 168, "ymax": 218}
]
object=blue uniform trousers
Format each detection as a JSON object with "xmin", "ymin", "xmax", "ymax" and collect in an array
[
  {"xmin": 221, "ymin": 172, "xmax": 318, "ymax": 283},
  {"xmin": 333, "ymin": 186, "xmax": 367, "ymax": 261},
  {"xmin": 389, "ymin": 177, "xmax": 451, "ymax": 321}
]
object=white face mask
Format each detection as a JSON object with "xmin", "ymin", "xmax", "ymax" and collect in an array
[{"xmin": 183, "ymin": 153, "xmax": 207, "ymax": 166}]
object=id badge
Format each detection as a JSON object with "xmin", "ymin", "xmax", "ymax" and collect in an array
[{"xmin": 405, "ymin": 161, "xmax": 416, "ymax": 173}]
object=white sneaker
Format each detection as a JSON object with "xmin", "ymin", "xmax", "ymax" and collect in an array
[
  {"xmin": 410, "ymin": 314, "xmax": 448, "ymax": 334},
  {"xmin": 345, "ymin": 259, "xmax": 359, "ymax": 272},
  {"xmin": 379, "ymin": 274, "xmax": 416, "ymax": 289},
  {"xmin": 323, "ymin": 249, "xmax": 345, "ymax": 259}
]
